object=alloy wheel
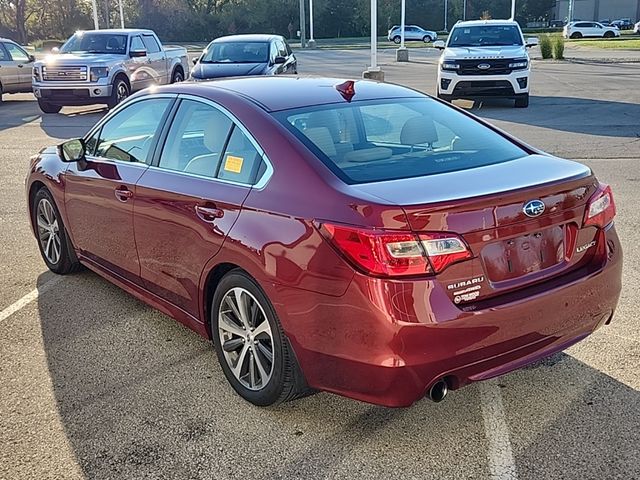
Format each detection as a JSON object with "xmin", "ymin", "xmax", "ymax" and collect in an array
[
  {"xmin": 36, "ymin": 198, "xmax": 61, "ymax": 265},
  {"xmin": 116, "ymin": 81, "xmax": 129, "ymax": 104},
  {"xmin": 218, "ymin": 287, "xmax": 274, "ymax": 391}
]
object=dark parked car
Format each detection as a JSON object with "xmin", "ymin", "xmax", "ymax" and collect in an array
[
  {"xmin": 190, "ymin": 34, "xmax": 296, "ymax": 80},
  {"xmin": 27, "ymin": 78, "xmax": 622, "ymax": 407},
  {"xmin": 612, "ymin": 18, "xmax": 633, "ymax": 30}
]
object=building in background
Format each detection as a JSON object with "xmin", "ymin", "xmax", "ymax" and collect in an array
[{"xmin": 553, "ymin": 0, "xmax": 640, "ymax": 22}]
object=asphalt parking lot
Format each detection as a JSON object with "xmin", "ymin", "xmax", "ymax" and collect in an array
[{"xmin": 1, "ymin": 48, "xmax": 639, "ymax": 480}]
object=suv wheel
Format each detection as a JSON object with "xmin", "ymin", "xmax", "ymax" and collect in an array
[
  {"xmin": 437, "ymin": 91, "xmax": 453, "ymax": 103},
  {"xmin": 393, "ymin": 36, "xmax": 401, "ymax": 44},
  {"xmin": 423, "ymin": 35, "xmax": 432, "ymax": 43},
  {"xmin": 211, "ymin": 270, "xmax": 311, "ymax": 406},
  {"xmin": 107, "ymin": 77, "xmax": 130, "ymax": 109},
  {"xmin": 515, "ymin": 93, "xmax": 529, "ymax": 108},
  {"xmin": 570, "ymin": 32, "xmax": 582, "ymax": 39},
  {"xmin": 603, "ymin": 31, "xmax": 615, "ymax": 38}
]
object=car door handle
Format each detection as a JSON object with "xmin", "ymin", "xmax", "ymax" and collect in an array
[
  {"xmin": 114, "ymin": 187, "xmax": 133, "ymax": 202},
  {"xmin": 195, "ymin": 205, "xmax": 224, "ymax": 222},
  {"xmin": 17, "ymin": 64, "xmax": 24, "ymax": 68}
]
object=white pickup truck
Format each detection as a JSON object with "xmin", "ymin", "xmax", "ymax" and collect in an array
[
  {"xmin": 32, "ymin": 29, "xmax": 189, "ymax": 113},
  {"xmin": 434, "ymin": 20, "xmax": 538, "ymax": 108}
]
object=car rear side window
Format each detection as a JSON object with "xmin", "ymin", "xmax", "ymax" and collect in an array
[
  {"xmin": 142, "ymin": 35, "xmax": 161, "ymax": 54},
  {"xmin": 276, "ymin": 98, "xmax": 527, "ymax": 185},
  {"xmin": 158, "ymin": 99, "xmax": 233, "ymax": 178},
  {"xmin": 130, "ymin": 36, "xmax": 144, "ymax": 51},
  {"xmin": 216, "ymin": 127, "xmax": 264, "ymax": 185}
]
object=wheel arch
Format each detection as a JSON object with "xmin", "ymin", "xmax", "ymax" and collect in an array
[
  {"xmin": 201, "ymin": 262, "xmax": 245, "ymax": 339},
  {"xmin": 27, "ymin": 180, "xmax": 47, "ymax": 233}
]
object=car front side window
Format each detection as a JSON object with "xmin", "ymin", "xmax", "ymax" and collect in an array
[{"xmin": 92, "ymin": 98, "xmax": 172, "ymax": 163}]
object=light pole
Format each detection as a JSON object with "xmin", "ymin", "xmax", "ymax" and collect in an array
[
  {"xmin": 363, "ymin": 0, "xmax": 384, "ymax": 80},
  {"xmin": 91, "ymin": 0, "xmax": 99, "ymax": 29},
  {"xmin": 510, "ymin": 0, "xmax": 516, "ymax": 20},
  {"xmin": 463, "ymin": 0, "xmax": 467, "ymax": 21},
  {"xmin": 444, "ymin": 0, "xmax": 448, "ymax": 31},
  {"xmin": 568, "ymin": 0, "xmax": 574, "ymax": 22},
  {"xmin": 396, "ymin": 0, "xmax": 409, "ymax": 61},
  {"xmin": 119, "ymin": 0, "xmax": 125, "ymax": 28},
  {"xmin": 299, "ymin": 0, "xmax": 306, "ymax": 48},
  {"xmin": 308, "ymin": 0, "xmax": 316, "ymax": 47}
]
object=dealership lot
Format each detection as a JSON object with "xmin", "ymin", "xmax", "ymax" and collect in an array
[{"xmin": 1, "ymin": 49, "xmax": 639, "ymax": 479}]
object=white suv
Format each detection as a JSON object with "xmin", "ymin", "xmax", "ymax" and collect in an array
[
  {"xmin": 434, "ymin": 20, "xmax": 538, "ymax": 108},
  {"xmin": 563, "ymin": 21, "xmax": 620, "ymax": 39}
]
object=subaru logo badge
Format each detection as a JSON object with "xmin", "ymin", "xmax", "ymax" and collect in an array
[
  {"xmin": 477, "ymin": 63, "xmax": 491, "ymax": 70},
  {"xmin": 523, "ymin": 200, "xmax": 545, "ymax": 217}
]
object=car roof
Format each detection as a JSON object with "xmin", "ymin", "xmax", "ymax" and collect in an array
[
  {"xmin": 75, "ymin": 28, "xmax": 155, "ymax": 35},
  {"xmin": 154, "ymin": 76, "xmax": 424, "ymax": 112},
  {"xmin": 454, "ymin": 19, "xmax": 520, "ymax": 27},
  {"xmin": 212, "ymin": 34, "xmax": 282, "ymax": 43}
]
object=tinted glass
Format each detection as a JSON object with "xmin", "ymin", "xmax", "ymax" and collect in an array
[
  {"xmin": 276, "ymin": 98, "xmax": 527, "ymax": 185},
  {"xmin": 216, "ymin": 127, "xmax": 263, "ymax": 185},
  {"xmin": 4, "ymin": 42, "xmax": 29, "ymax": 62},
  {"xmin": 0, "ymin": 44, "xmax": 9, "ymax": 61},
  {"xmin": 93, "ymin": 99, "xmax": 172, "ymax": 163},
  {"xmin": 276, "ymin": 40, "xmax": 287, "ymax": 57},
  {"xmin": 201, "ymin": 42, "xmax": 269, "ymax": 63},
  {"xmin": 142, "ymin": 35, "xmax": 161, "ymax": 53},
  {"xmin": 158, "ymin": 99, "xmax": 233, "ymax": 178},
  {"xmin": 130, "ymin": 36, "xmax": 144, "ymax": 51},
  {"xmin": 60, "ymin": 32, "xmax": 127, "ymax": 54},
  {"xmin": 448, "ymin": 25, "xmax": 523, "ymax": 47}
]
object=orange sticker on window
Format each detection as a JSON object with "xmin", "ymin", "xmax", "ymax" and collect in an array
[{"xmin": 224, "ymin": 155, "xmax": 243, "ymax": 173}]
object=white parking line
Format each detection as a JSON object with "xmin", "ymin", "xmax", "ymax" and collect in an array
[
  {"xmin": 479, "ymin": 380, "xmax": 518, "ymax": 480},
  {"xmin": 0, "ymin": 277, "xmax": 61, "ymax": 323}
]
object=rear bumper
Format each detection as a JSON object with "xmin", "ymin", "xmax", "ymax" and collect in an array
[{"xmin": 278, "ymin": 225, "xmax": 622, "ymax": 407}]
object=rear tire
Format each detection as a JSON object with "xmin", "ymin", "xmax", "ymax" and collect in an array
[
  {"xmin": 107, "ymin": 76, "xmax": 130, "ymax": 109},
  {"xmin": 603, "ymin": 31, "xmax": 615, "ymax": 38},
  {"xmin": 515, "ymin": 93, "xmax": 529, "ymax": 108},
  {"xmin": 393, "ymin": 36, "xmax": 401, "ymax": 44},
  {"xmin": 32, "ymin": 188, "xmax": 81, "ymax": 275},
  {"xmin": 570, "ymin": 32, "xmax": 582, "ymax": 39},
  {"xmin": 37, "ymin": 99, "xmax": 62, "ymax": 114},
  {"xmin": 211, "ymin": 270, "xmax": 312, "ymax": 406}
]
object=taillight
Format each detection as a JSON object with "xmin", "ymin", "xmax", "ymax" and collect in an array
[
  {"xmin": 583, "ymin": 184, "xmax": 616, "ymax": 228},
  {"xmin": 319, "ymin": 223, "xmax": 472, "ymax": 277}
]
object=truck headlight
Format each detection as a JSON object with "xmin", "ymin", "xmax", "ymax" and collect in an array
[
  {"xmin": 441, "ymin": 61, "xmax": 460, "ymax": 71},
  {"xmin": 508, "ymin": 59, "xmax": 529, "ymax": 70},
  {"xmin": 90, "ymin": 66, "xmax": 109, "ymax": 82}
]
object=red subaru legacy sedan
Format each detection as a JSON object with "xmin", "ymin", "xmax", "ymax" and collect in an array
[{"xmin": 26, "ymin": 77, "xmax": 622, "ymax": 407}]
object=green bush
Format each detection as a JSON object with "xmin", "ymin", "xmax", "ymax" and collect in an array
[
  {"xmin": 539, "ymin": 35, "xmax": 553, "ymax": 59},
  {"xmin": 553, "ymin": 36, "xmax": 565, "ymax": 60}
]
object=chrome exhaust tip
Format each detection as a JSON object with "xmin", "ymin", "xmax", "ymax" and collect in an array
[{"xmin": 428, "ymin": 379, "xmax": 448, "ymax": 403}]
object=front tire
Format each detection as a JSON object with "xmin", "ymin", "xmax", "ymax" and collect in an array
[
  {"xmin": 171, "ymin": 68, "xmax": 184, "ymax": 83},
  {"xmin": 37, "ymin": 99, "xmax": 62, "ymax": 114},
  {"xmin": 32, "ymin": 188, "xmax": 80, "ymax": 274},
  {"xmin": 211, "ymin": 270, "xmax": 310, "ymax": 406},
  {"xmin": 423, "ymin": 35, "xmax": 432, "ymax": 43},
  {"xmin": 515, "ymin": 93, "xmax": 530, "ymax": 108},
  {"xmin": 570, "ymin": 32, "xmax": 582, "ymax": 39},
  {"xmin": 437, "ymin": 91, "xmax": 453, "ymax": 102},
  {"xmin": 107, "ymin": 76, "xmax": 130, "ymax": 109},
  {"xmin": 393, "ymin": 36, "xmax": 401, "ymax": 44}
]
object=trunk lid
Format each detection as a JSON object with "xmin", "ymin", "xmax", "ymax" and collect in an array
[{"xmin": 351, "ymin": 155, "xmax": 599, "ymax": 303}]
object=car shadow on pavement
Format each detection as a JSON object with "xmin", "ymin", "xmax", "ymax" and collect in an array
[
  {"xmin": 35, "ymin": 271, "xmax": 640, "ymax": 479},
  {"xmin": 466, "ymin": 96, "xmax": 640, "ymax": 139},
  {"xmin": 0, "ymin": 96, "xmax": 105, "ymax": 138}
]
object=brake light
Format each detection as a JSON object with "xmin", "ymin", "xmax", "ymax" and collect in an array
[
  {"xmin": 583, "ymin": 184, "xmax": 616, "ymax": 228},
  {"xmin": 319, "ymin": 223, "xmax": 471, "ymax": 277}
]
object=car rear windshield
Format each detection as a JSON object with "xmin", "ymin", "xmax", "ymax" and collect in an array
[
  {"xmin": 275, "ymin": 97, "xmax": 527, "ymax": 184},
  {"xmin": 201, "ymin": 42, "xmax": 269, "ymax": 64},
  {"xmin": 60, "ymin": 32, "xmax": 128, "ymax": 55},
  {"xmin": 448, "ymin": 25, "xmax": 523, "ymax": 47}
]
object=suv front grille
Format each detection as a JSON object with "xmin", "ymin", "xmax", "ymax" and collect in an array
[
  {"xmin": 457, "ymin": 59, "xmax": 513, "ymax": 76},
  {"xmin": 42, "ymin": 66, "xmax": 87, "ymax": 81}
]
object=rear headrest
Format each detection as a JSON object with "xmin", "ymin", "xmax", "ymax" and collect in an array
[
  {"xmin": 400, "ymin": 116, "xmax": 439, "ymax": 146},
  {"xmin": 203, "ymin": 116, "xmax": 230, "ymax": 151},
  {"xmin": 304, "ymin": 127, "xmax": 337, "ymax": 157},
  {"xmin": 307, "ymin": 110, "xmax": 340, "ymax": 141}
]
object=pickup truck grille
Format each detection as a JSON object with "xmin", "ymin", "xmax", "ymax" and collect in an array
[
  {"xmin": 42, "ymin": 66, "xmax": 87, "ymax": 81},
  {"xmin": 457, "ymin": 59, "xmax": 513, "ymax": 76}
]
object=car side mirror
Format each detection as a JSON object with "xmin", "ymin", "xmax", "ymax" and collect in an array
[
  {"xmin": 433, "ymin": 40, "xmax": 446, "ymax": 50},
  {"xmin": 28, "ymin": 54, "xmax": 36, "ymax": 63},
  {"xmin": 130, "ymin": 48, "xmax": 147, "ymax": 58},
  {"xmin": 274, "ymin": 56, "xmax": 287, "ymax": 64},
  {"xmin": 51, "ymin": 47, "xmax": 60, "ymax": 54},
  {"xmin": 526, "ymin": 37, "xmax": 539, "ymax": 47},
  {"xmin": 192, "ymin": 57, "xmax": 198, "ymax": 65},
  {"xmin": 59, "ymin": 139, "xmax": 86, "ymax": 162}
]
